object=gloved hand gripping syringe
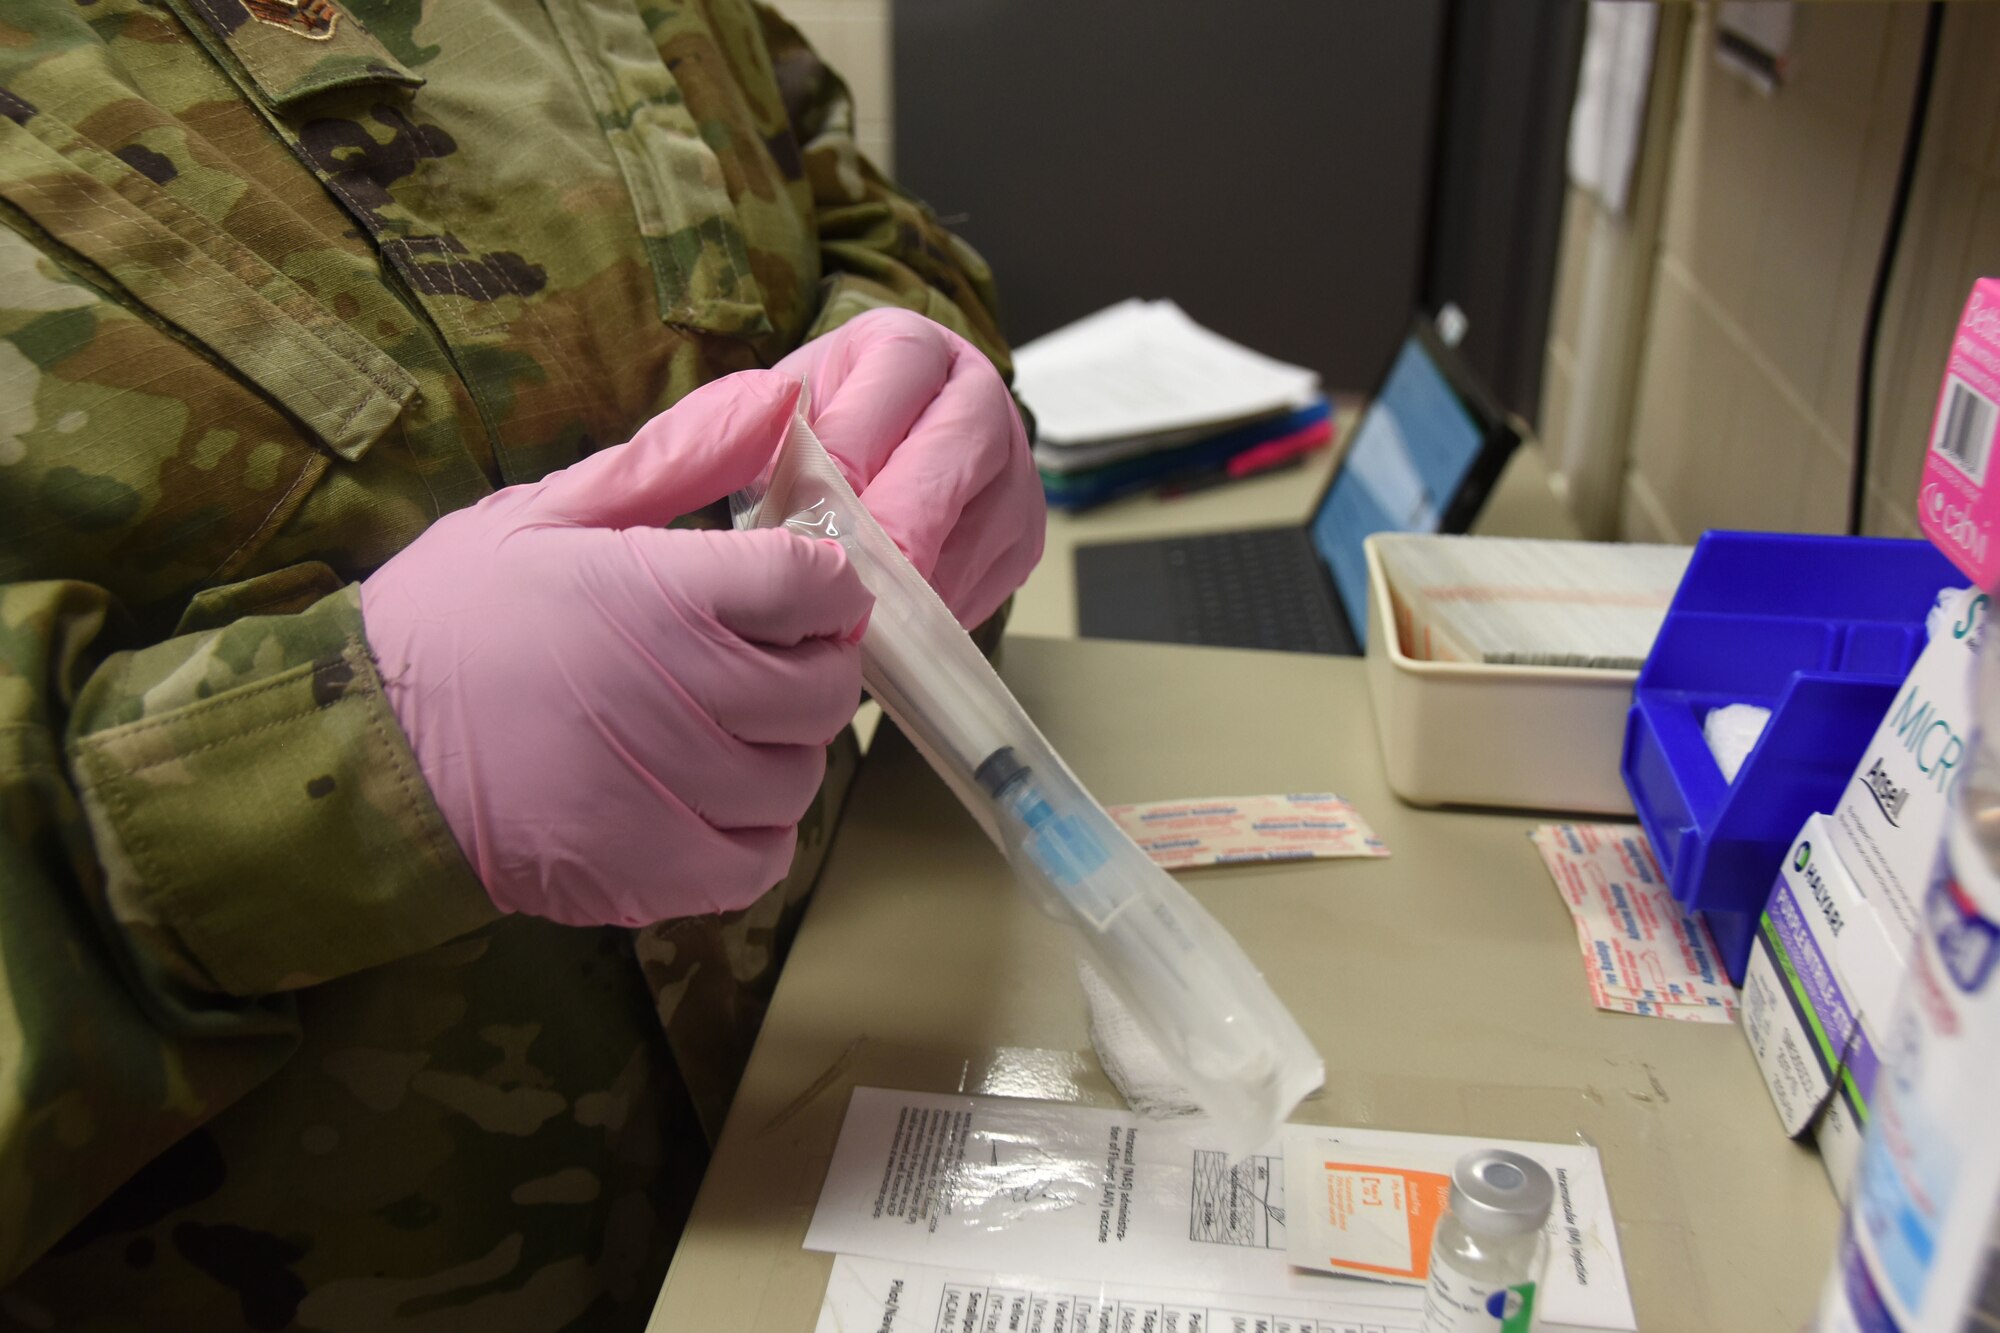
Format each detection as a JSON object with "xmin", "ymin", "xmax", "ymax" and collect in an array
[{"xmin": 735, "ymin": 390, "xmax": 1323, "ymax": 1155}]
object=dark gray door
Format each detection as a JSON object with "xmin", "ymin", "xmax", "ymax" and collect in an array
[{"xmin": 892, "ymin": 1, "xmax": 1448, "ymax": 391}]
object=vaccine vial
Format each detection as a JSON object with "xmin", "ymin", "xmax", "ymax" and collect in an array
[{"xmin": 1419, "ymin": 1149, "xmax": 1555, "ymax": 1333}]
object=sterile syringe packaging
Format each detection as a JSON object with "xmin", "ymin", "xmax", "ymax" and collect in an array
[{"xmin": 733, "ymin": 389, "xmax": 1324, "ymax": 1156}]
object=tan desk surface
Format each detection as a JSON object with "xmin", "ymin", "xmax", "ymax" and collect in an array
[{"xmin": 648, "ymin": 637, "xmax": 1838, "ymax": 1333}]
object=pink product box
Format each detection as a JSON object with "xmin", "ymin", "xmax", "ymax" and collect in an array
[{"xmin": 1919, "ymin": 278, "xmax": 2000, "ymax": 585}]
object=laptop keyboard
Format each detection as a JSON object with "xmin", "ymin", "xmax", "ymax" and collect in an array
[{"xmin": 1161, "ymin": 529, "xmax": 1350, "ymax": 654}]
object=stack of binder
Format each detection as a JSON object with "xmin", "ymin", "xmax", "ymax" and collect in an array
[{"xmin": 1012, "ymin": 300, "xmax": 1334, "ymax": 511}]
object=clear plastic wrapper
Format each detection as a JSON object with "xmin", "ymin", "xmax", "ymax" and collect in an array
[{"xmin": 732, "ymin": 392, "xmax": 1323, "ymax": 1155}]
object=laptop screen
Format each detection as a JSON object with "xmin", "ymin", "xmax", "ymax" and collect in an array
[{"xmin": 1308, "ymin": 334, "xmax": 1488, "ymax": 648}]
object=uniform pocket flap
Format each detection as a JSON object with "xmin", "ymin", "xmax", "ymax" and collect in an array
[
  {"xmin": 169, "ymin": 0, "xmax": 426, "ymax": 108},
  {"xmin": 0, "ymin": 109, "xmax": 415, "ymax": 461}
]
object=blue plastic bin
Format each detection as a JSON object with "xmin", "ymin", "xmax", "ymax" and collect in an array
[{"xmin": 1621, "ymin": 531, "xmax": 1961, "ymax": 983}]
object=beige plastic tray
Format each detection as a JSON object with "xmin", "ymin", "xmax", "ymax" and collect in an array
[{"xmin": 1363, "ymin": 534, "xmax": 1637, "ymax": 813}]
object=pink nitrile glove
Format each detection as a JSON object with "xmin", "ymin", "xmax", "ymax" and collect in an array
[
  {"xmin": 775, "ymin": 308, "xmax": 1046, "ymax": 629},
  {"xmin": 360, "ymin": 372, "xmax": 873, "ymax": 928}
]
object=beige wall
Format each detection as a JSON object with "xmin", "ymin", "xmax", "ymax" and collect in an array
[
  {"xmin": 780, "ymin": 0, "xmax": 894, "ymax": 173},
  {"xmin": 1544, "ymin": 3, "xmax": 2000, "ymax": 546},
  {"xmin": 1543, "ymin": 10, "xmax": 1690, "ymax": 540}
]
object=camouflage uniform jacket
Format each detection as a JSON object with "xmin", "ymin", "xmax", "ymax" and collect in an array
[{"xmin": 0, "ymin": 1, "xmax": 1009, "ymax": 1327}]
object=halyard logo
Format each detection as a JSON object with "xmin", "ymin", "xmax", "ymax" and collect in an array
[{"xmin": 1796, "ymin": 841, "xmax": 1845, "ymax": 937}]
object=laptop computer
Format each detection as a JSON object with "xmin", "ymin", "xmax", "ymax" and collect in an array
[{"xmin": 1073, "ymin": 317, "xmax": 1521, "ymax": 656}]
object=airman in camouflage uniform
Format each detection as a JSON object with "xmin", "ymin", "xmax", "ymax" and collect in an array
[{"xmin": 0, "ymin": 0, "xmax": 1012, "ymax": 1326}]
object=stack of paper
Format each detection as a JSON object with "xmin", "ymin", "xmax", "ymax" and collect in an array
[
  {"xmin": 806, "ymin": 1087, "xmax": 1638, "ymax": 1332},
  {"xmin": 1013, "ymin": 300, "xmax": 1333, "ymax": 510},
  {"xmin": 1376, "ymin": 535, "xmax": 1691, "ymax": 669}
]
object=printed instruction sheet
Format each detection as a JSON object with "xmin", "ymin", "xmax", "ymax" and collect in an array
[
  {"xmin": 1108, "ymin": 794, "xmax": 1389, "ymax": 870},
  {"xmin": 816, "ymin": 1254, "xmax": 1420, "ymax": 1333},
  {"xmin": 1532, "ymin": 824, "xmax": 1739, "ymax": 1023},
  {"xmin": 804, "ymin": 1088, "xmax": 1635, "ymax": 1331}
]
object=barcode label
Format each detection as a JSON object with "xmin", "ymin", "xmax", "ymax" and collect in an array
[{"xmin": 1931, "ymin": 375, "xmax": 1997, "ymax": 484}]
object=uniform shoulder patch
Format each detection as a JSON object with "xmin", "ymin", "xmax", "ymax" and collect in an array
[{"xmin": 244, "ymin": 0, "xmax": 339, "ymax": 41}]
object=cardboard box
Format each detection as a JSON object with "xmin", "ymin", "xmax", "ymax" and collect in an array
[
  {"xmin": 1830, "ymin": 813, "xmax": 2000, "ymax": 1332},
  {"xmin": 1826, "ymin": 586, "xmax": 1986, "ymax": 942},
  {"xmin": 1743, "ymin": 592, "xmax": 1992, "ymax": 1200},
  {"xmin": 1808, "ymin": 870, "xmax": 1909, "ymax": 1202},
  {"xmin": 1918, "ymin": 279, "xmax": 2000, "ymax": 588},
  {"xmin": 1742, "ymin": 817, "xmax": 1865, "ymax": 1136},
  {"xmin": 1740, "ymin": 816, "xmax": 1912, "ymax": 1201}
]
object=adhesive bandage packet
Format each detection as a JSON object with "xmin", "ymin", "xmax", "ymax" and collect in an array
[
  {"xmin": 1109, "ymin": 793, "xmax": 1389, "ymax": 869},
  {"xmin": 1531, "ymin": 823, "xmax": 1738, "ymax": 1023}
]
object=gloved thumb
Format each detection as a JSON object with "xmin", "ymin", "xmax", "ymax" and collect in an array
[{"xmin": 524, "ymin": 371, "xmax": 802, "ymax": 529}]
